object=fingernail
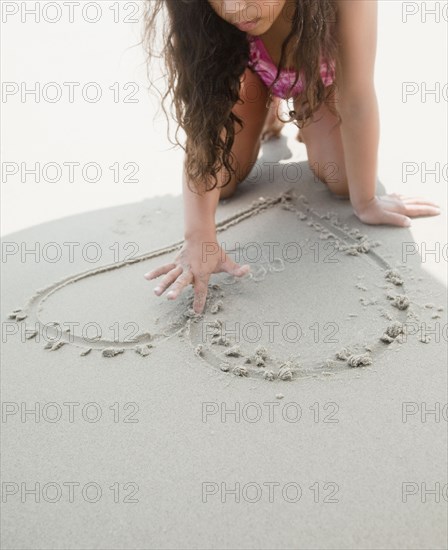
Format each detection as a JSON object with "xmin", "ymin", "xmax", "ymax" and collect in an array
[
  {"xmin": 154, "ymin": 287, "xmax": 161, "ymax": 294},
  {"xmin": 166, "ymin": 291, "xmax": 174, "ymax": 298},
  {"xmin": 404, "ymin": 218, "xmax": 412, "ymax": 227}
]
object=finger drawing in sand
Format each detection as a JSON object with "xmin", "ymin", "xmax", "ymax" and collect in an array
[
  {"xmin": 11, "ymin": 190, "xmax": 444, "ymax": 382},
  {"xmin": 142, "ymin": 0, "xmax": 440, "ymax": 316}
]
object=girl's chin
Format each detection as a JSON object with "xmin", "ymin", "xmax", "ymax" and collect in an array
[{"xmin": 247, "ymin": 25, "xmax": 268, "ymax": 36}]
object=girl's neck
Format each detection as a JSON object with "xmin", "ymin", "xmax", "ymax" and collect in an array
[{"xmin": 258, "ymin": 0, "xmax": 296, "ymax": 67}]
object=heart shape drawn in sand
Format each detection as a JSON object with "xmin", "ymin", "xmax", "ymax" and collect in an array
[{"xmin": 10, "ymin": 190, "xmax": 412, "ymax": 380}]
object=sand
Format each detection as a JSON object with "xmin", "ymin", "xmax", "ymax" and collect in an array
[
  {"xmin": 2, "ymin": 162, "xmax": 447, "ymax": 549},
  {"xmin": 10, "ymin": 186, "xmax": 438, "ymax": 384},
  {"xmin": 2, "ymin": 1, "xmax": 447, "ymax": 546}
]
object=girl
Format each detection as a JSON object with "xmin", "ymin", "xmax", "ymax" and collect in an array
[{"xmin": 142, "ymin": 0, "xmax": 440, "ymax": 314}]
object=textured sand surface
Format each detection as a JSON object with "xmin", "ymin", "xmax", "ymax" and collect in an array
[{"xmin": 2, "ymin": 159, "xmax": 447, "ymax": 549}]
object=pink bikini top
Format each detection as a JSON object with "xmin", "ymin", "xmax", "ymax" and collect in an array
[{"xmin": 246, "ymin": 34, "xmax": 334, "ymax": 101}]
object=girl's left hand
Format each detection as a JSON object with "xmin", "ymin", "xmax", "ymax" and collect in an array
[{"xmin": 353, "ymin": 193, "xmax": 441, "ymax": 227}]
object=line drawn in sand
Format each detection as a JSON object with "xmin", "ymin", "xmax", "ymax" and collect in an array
[
  {"xmin": 9, "ymin": 193, "xmax": 293, "ymax": 357},
  {"xmin": 9, "ymin": 189, "xmax": 431, "ymax": 379},
  {"xmin": 185, "ymin": 192, "xmax": 417, "ymax": 381}
]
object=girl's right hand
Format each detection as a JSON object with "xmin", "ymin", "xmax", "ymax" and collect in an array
[{"xmin": 143, "ymin": 234, "xmax": 251, "ymax": 314}]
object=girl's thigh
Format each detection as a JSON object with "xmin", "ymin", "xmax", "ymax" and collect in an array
[
  {"xmin": 219, "ymin": 67, "xmax": 271, "ymax": 200},
  {"xmin": 294, "ymin": 96, "xmax": 349, "ymax": 197}
]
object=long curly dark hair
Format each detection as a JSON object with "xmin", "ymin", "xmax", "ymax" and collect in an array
[{"xmin": 142, "ymin": 0, "xmax": 340, "ymax": 195}]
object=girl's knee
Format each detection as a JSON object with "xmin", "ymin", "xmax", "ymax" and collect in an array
[
  {"xmin": 324, "ymin": 177, "xmax": 349, "ymax": 198},
  {"xmin": 308, "ymin": 159, "xmax": 349, "ymax": 197},
  {"xmin": 218, "ymin": 160, "xmax": 258, "ymax": 201},
  {"xmin": 219, "ymin": 183, "xmax": 237, "ymax": 200},
  {"xmin": 328, "ymin": 185, "xmax": 349, "ymax": 199}
]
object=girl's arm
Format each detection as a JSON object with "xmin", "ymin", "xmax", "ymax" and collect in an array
[
  {"xmin": 335, "ymin": 0, "xmax": 440, "ymax": 226},
  {"xmin": 144, "ymin": 157, "xmax": 249, "ymax": 314},
  {"xmin": 182, "ymin": 156, "xmax": 220, "ymax": 241},
  {"xmin": 335, "ymin": 0, "xmax": 379, "ymax": 210}
]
